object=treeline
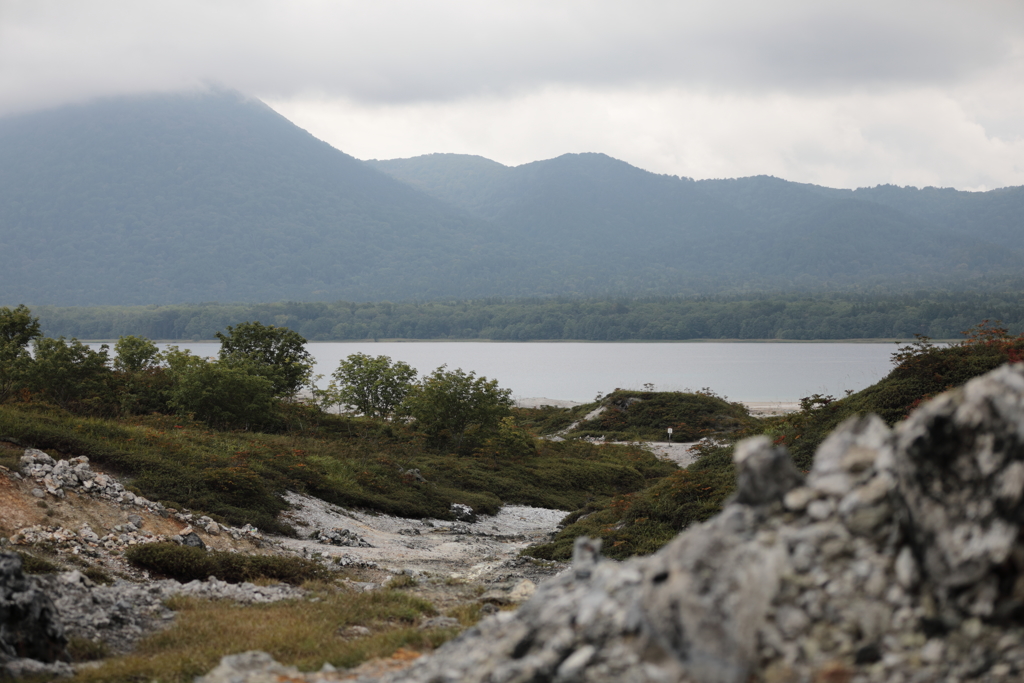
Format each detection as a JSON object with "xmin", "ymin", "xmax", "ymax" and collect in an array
[{"xmin": 30, "ymin": 292, "xmax": 1024, "ymax": 341}]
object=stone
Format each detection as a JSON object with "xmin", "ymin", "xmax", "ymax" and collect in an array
[
  {"xmin": 181, "ymin": 532, "xmax": 206, "ymax": 549},
  {"xmin": 195, "ymin": 650, "xmax": 301, "ymax": 683},
  {"xmin": 0, "ymin": 552, "xmax": 68, "ymax": 665},
  {"xmin": 894, "ymin": 365, "xmax": 1024, "ymax": 616},
  {"xmin": 419, "ymin": 617, "xmax": 460, "ymax": 630},
  {"xmin": 508, "ymin": 579, "xmax": 536, "ymax": 603},
  {"xmin": 450, "ymin": 503, "xmax": 477, "ymax": 523},
  {"xmin": 731, "ymin": 436, "xmax": 804, "ymax": 506}
]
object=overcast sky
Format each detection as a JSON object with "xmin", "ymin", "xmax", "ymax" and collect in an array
[{"xmin": 2, "ymin": 0, "xmax": 1022, "ymax": 190}]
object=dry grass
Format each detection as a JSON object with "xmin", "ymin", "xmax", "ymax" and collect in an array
[{"xmin": 71, "ymin": 587, "xmax": 457, "ymax": 683}]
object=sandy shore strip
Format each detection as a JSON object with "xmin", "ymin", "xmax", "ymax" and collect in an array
[{"xmin": 516, "ymin": 396, "xmax": 799, "ymax": 416}]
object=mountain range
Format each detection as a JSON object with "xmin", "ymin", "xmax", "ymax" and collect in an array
[{"xmin": 1, "ymin": 89, "xmax": 1021, "ymax": 306}]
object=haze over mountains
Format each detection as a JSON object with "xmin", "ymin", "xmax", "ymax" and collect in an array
[{"xmin": 1, "ymin": 89, "xmax": 1021, "ymax": 306}]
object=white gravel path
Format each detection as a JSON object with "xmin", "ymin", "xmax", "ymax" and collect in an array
[{"xmin": 277, "ymin": 492, "xmax": 567, "ymax": 578}]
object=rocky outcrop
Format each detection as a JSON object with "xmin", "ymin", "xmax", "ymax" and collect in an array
[
  {"xmin": 12, "ymin": 450, "xmax": 268, "ymax": 549},
  {"xmin": 0, "ymin": 552, "xmax": 71, "ymax": 679},
  {"xmin": 30, "ymin": 571, "xmax": 306, "ymax": 657},
  {"xmin": 200, "ymin": 363, "xmax": 1024, "ymax": 682}
]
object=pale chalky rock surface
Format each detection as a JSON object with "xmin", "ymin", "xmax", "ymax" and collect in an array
[{"xmin": 200, "ymin": 363, "xmax": 1024, "ymax": 683}]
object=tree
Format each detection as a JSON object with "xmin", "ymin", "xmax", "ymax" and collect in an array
[
  {"xmin": 0, "ymin": 305, "xmax": 42, "ymax": 402},
  {"xmin": 113, "ymin": 335, "xmax": 161, "ymax": 373},
  {"xmin": 112, "ymin": 335, "xmax": 170, "ymax": 415},
  {"xmin": 28, "ymin": 337, "xmax": 111, "ymax": 409},
  {"xmin": 401, "ymin": 365, "xmax": 513, "ymax": 450},
  {"xmin": 328, "ymin": 353, "xmax": 417, "ymax": 418},
  {"xmin": 215, "ymin": 322, "xmax": 313, "ymax": 397},
  {"xmin": 165, "ymin": 348, "xmax": 277, "ymax": 429}
]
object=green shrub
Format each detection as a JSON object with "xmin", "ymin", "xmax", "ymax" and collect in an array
[
  {"xmin": 67, "ymin": 636, "xmax": 111, "ymax": 662},
  {"xmin": 16, "ymin": 551, "xmax": 61, "ymax": 574},
  {"xmin": 125, "ymin": 543, "xmax": 330, "ymax": 585},
  {"xmin": 167, "ymin": 357, "xmax": 279, "ymax": 430},
  {"xmin": 565, "ymin": 390, "xmax": 755, "ymax": 442}
]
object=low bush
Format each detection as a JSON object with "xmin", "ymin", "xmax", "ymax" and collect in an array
[
  {"xmin": 16, "ymin": 551, "xmax": 61, "ymax": 574},
  {"xmin": 71, "ymin": 587, "xmax": 443, "ymax": 683},
  {"xmin": 563, "ymin": 390, "xmax": 755, "ymax": 442},
  {"xmin": 124, "ymin": 543, "xmax": 331, "ymax": 585},
  {"xmin": 525, "ymin": 439, "xmax": 737, "ymax": 561}
]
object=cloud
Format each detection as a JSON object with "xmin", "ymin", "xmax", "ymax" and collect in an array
[
  {"xmin": 2, "ymin": 0, "xmax": 1021, "ymax": 113},
  {"xmin": 268, "ymin": 84, "xmax": 1024, "ymax": 190},
  {"xmin": 1, "ymin": 0, "xmax": 1022, "ymax": 189}
]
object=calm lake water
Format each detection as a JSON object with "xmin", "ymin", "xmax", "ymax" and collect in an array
[{"xmin": 142, "ymin": 341, "xmax": 898, "ymax": 403}]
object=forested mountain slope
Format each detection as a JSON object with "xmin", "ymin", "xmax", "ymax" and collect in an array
[
  {"xmin": 2, "ymin": 90, "xmax": 1022, "ymax": 307},
  {"xmin": 0, "ymin": 90, "xmax": 519, "ymax": 305},
  {"xmin": 370, "ymin": 153, "xmax": 1024, "ymax": 291}
]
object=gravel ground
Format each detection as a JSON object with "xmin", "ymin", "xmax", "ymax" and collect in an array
[{"xmin": 278, "ymin": 493, "xmax": 567, "ymax": 580}]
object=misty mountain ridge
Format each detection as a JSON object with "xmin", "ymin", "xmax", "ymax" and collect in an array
[{"xmin": 1, "ymin": 89, "xmax": 1021, "ymax": 306}]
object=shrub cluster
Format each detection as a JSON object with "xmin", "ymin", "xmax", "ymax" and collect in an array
[{"xmin": 124, "ymin": 543, "xmax": 330, "ymax": 585}]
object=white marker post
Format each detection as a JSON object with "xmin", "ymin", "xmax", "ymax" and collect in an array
[{"xmin": 667, "ymin": 427, "xmax": 673, "ymax": 443}]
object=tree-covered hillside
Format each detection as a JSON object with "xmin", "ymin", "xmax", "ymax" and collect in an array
[
  {"xmin": 0, "ymin": 90, "xmax": 520, "ymax": 305},
  {"xmin": 371, "ymin": 153, "xmax": 1024, "ymax": 292},
  {"xmin": 31, "ymin": 291, "xmax": 1024, "ymax": 341},
  {"xmin": 2, "ymin": 90, "xmax": 1023, "ymax": 307}
]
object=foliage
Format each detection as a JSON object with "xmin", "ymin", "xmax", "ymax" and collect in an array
[
  {"xmin": 402, "ymin": 366, "xmax": 514, "ymax": 451},
  {"xmin": 112, "ymin": 335, "xmax": 161, "ymax": 373},
  {"xmin": 166, "ymin": 353, "xmax": 279, "ymax": 430},
  {"xmin": 29, "ymin": 291, "xmax": 1024, "ymax": 342},
  {"xmin": 27, "ymin": 337, "xmax": 112, "ymax": 411},
  {"xmin": 15, "ymin": 551, "xmax": 61, "ymax": 574},
  {"xmin": 325, "ymin": 353, "xmax": 417, "ymax": 418},
  {"xmin": 526, "ymin": 439, "xmax": 738, "ymax": 561},
  {"xmin": 0, "ymin": 304, "xmax": 41, "ymax": 403},
  {"xmin": 216, "ymin": 321, "xmax": 314, "ymax": 397},
  {"xmin": 71, "ymin": 586, "xmax": 447, "ymax": 682},
  {"xmin": 124, "ymin": 543, "xmax": 331, "ymax": 584},
  {"xmin": 565, "ymin": 390, "xmax": 755, "ymax": 442},
  {"xmin": 0, "ymin": 401, "xmax": 671, "ymax": 533},
  {"xmin": 764, "ymin": 320, "xmax": 1024, "ymax": 468}
]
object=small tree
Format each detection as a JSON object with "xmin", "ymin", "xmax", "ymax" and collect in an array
[
  {"xmin": 401, "ymin": 365, "xmax": 513, "ymax": 451},
  {"xmin": 28, "ymin": 337, "xmax": 111, "ymax": 410},
  {"xmin": 216, "ymin": 322, "xmax": 313, "ymax": 397},
  {"xmin": 329, "ymin": 353, "xmax": 417, "ymax": 418},
  {"xmin": 112, "ymin": 335, "xmax": 170, "ymax": 415},
  {"xmin": 0, "ymin": 305, "xmax": 42, "ymax": 402},
  {"xmin": 165, "ymin": 350, "xmax": 277, "ymax": 430},
  {"xmin": 113, "ymin": 335, "xmax": 161, "ymax": 373}
]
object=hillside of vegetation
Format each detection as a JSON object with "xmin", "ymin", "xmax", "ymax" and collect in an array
[
  {"xmin": 0, "ymin": 90, "xmax": 516, "ymax": 305},
  {"xmin": 2, "ymin": 90, "xmax": 1024, "ymax": 307},
  {"xmin": 369, "ymin": 152, "xmax": 1024, "ymax": 292},
  {"xmin": 525, "ymin": 321, "xmax": 1024, "ymax": 560},
  {"xmin": 30, "ymin": 291, "xmax": 1024, "ymax": 341},
  {"xmin": 0, "ymin": 305, "xmax": 685, "ymax": 538}
]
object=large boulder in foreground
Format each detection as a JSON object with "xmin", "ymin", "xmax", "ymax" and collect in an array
[
  {"xmin": 0, "ymin": 552, "xmax": 70, "ymax": 677},
  {"xmin": 201, "ymin": 364, "xmax": 1024, "ymax": 683}
]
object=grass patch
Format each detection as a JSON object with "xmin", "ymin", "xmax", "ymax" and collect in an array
[
  {"xmin": 0, "ymin": 402, "xmax": 678, "ymax": 532},
  {"xmin": 526, "ymin": 439, "xmax": 738, "ymax": 560},
  {"xmin": 560, "ymin": 390, "xmax": 756, "ymax": 442},
  {"xmin": 71, "ymin": 589, "xmax": 444, "ymax": 683},
  {"xmin": 67, "ymin": 636, "xmax": 111, "ymax": 662},
  {"xmin": 385, "ymin": 573, "xmax": 418, "ymax": 589},
  {"xmin": 82, "ymin": 566, "xmax": 114, "ymax": 585},
  {"xmin": 511, "ymin": 404, "xmax": 585, "ymax": 434},
  {"xmin": 16, "ymin": 551, "xmax": 61, "ymax": 574},
  {"xmin": 124, "ymin": 543, "xmax": 332, "ymax": 585}
]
